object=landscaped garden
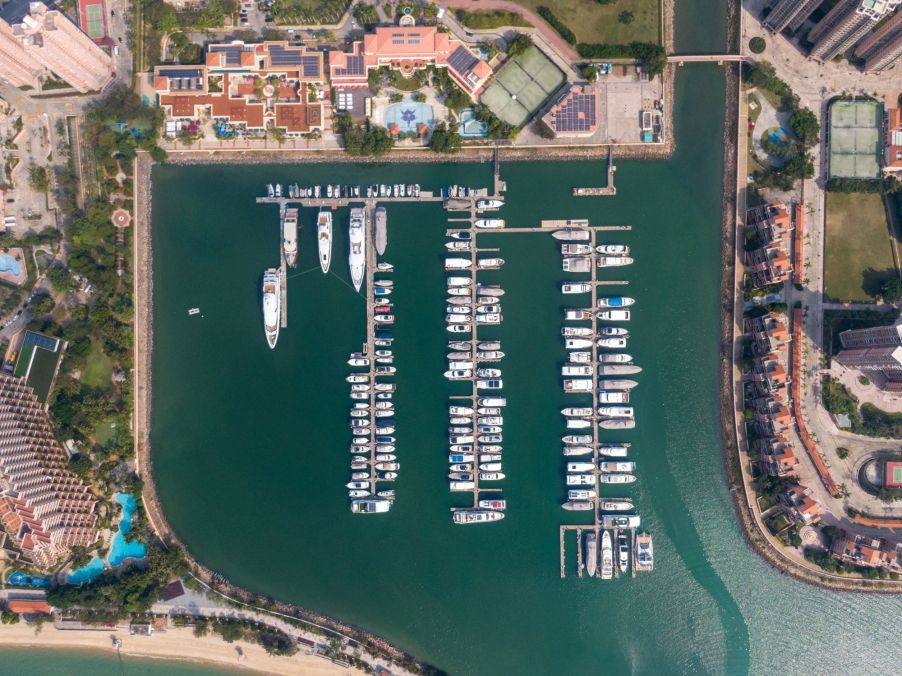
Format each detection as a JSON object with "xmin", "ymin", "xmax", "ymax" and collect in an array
[{"xmin": 512, "ymin": 0, "xmax": 660, "ymax": 45}]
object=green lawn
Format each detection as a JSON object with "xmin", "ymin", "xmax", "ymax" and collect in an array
[
  {"xmin": 824, "ymin": 192, "xmax": 896, "ymax": 302},
  {"xmin": 456, "ymin": 8, "xmax": 532, "ymax": 29},
  {"xmin": 513, "ymin": 0, "xmax": 660, "ymax": 45},
  {"xmin": 82, "ymin": 340, "xmax": 113, "ymax": 390},
  {"xmin": 93, "ymin": 417, "xmax": 117, "ymax": 445}
]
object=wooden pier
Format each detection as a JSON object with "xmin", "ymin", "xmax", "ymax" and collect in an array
[
  {"xmin": 572, "ymin": 145, "xmax": 617, "ymax": 197},
  {"xmin": 279, "ymin": 257, "xmax": 288, "ymax": 328}
]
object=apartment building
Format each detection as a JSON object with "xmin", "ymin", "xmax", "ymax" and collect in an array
[{"xmin": 808, "ymin": 0, "xmax": 901, "ymax": 62}]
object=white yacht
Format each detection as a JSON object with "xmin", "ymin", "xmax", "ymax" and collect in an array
[
  {"xmin": 452, "ymin": 509, "xmax": 505, "ymax": 524},
  {"xmin": 262, "ymin": 268, "xmax": 280, "ymax": 349},
  {"xmin": 282, "ymin": 208, "xmax": 298, "ymax": 267},
  {"xmin": 601, "ymin": 531, "xmax": 613, "ymax": 580},
  {"xmin": 317, "ymin": 210, "xmax": 332, "ymax": 273},
  {"xmin": 562, "ymin": 282, "xmax": 592, "ymax": 294},
  {"xmin": 351, "ymin": 499, "xmax": 391, "ymax": 514},
  {"xmin": 475, "ymin": 218, "xmax": 504, "ymax": 228},
  {"xmin": 348, "ymin": 207, "xmax": 366, "ymax": 291}
]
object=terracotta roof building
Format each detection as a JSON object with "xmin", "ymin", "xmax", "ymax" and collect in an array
[
  {"xmin": 0, "ymin": 374, "xmax": 96, "ymax": 568},
  {"xmin": 744, "ymin": 203, "xmax": 794, "ymax": 288},
  {"xmin": 328, "ymin": 25, "xmax": 492, "ymax": 98},
  {"xmin": 830, "ymin": 530, "xmax": 899, "ymax": 568},
  {"xmin": 780, "ymin": 484, "xmax": 821, "ymax": 523},
  {"xmin": 7, "ymin": 598, "xmax": 51, "ymax": 614},
  {"xmin": 154, "ymin": 41, "xmax": 326, "ymax": 137},
  {"xmin": 883, "ymin": 107, "xmax": 902, "ymax": 174},
  {"xmin": 11, "ymin": 2, "xmax": 113, "ymax": 93}
]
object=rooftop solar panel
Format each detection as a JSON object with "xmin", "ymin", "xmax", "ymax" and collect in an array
[
  {"xmin": 553, "ymin": 92, "xmax": 597, "ymax": 133},
  {"xmin": 269, "ymin": 44, "xmax": 304, "ymax": 66},
  {"xmin": 23, "ymin": 332, "xmax": 59, "ymax": 352},
  {"xmin": 210, "ymin": 45, "xmax": 242, "ymax": 66},
  {"xmin": 301, "ymin": 55, "xmax": 320, "ymax": 77},
  {"xmin": 335, "ymin": 54, "xmax": 365, "ymax": 76},
  {"xmin": 159, "ymin": 68, "xmax": 203, "ymax": 79},
  {"xmin": 447, "ymin": 45, "xmax": 478, "ymax": 77}
]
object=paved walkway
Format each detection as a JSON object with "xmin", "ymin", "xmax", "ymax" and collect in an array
[{"xmin": 441, "ymin": 0, "xmax": 580, "ymax": 62}]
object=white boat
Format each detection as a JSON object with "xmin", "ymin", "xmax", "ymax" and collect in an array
[
  {"xmin": 636, "ymin": 532, "xmax": 654, "ymax": 570},
  {"xmin": 599, "ymin": 353, "xmax": 633, "ymax": 364},
  {"xmin": 475, "ymin": 219, "xmax": 504, "ymax": 229},
  {"xmin": 599, "ymin": 364, "xmax": 643, "ymax": 376},
  {"xmin": 597, "ymin": 244, "xmax": 630, "ymax": 255},
  {"xmin": 282, "ymin": 208, "xmax": 299, "ymax": 268},
  {"xmin": 447, "ymin": 324, "xmax": 470, "ymax": 333},
  {"xmin": 552, "ymin": 229, "xmax": 590, "ymax": 241},
  {"xmin": 599, "ymin": 444, "xmax": 630, "ymax": 458},
  {"xmin": 347, "ymin": 357, "xmax": 370, "ymax": 366},
  {"xmin": 377, "ymin": 262, "xmax": 394, "ymax": 272},
  {"xmin": 600, "ymin": 379, "xmax": 639, "ymax": 390},
  {"xmin": 597, "ymin": 296, "xmax": 635, "ymax": 308},
  {"xmin": 478, "ymin": 397, "xmax": 506, "ymax": 407},
  {"xmin": 562, "ymin": 257, "xmax": 592, "ymax": 273},
  {"xmin": 477, "ymin": 258, "xmax": 504, "ymax": 269},
  {"xmin": 476, "ymin": 368, "xmax": 501, "ymax": 378},
  {"xmin": 477, "ymin": 379, "xmax": 503, "ymax": 389},
  {"xmin": 475, "ymin": 313, "xmax": 502, "ymax": 324},
  {"xmin": 566, "ymin": 474, "xmax": 595, "ymax": 486},
  {"xmin": 602, "ymin": 499, "xmax": 634, "ymax": 511},
  {"xmin": 477, "ymin": 350, "xmax": 505, "ymax": 361},
  {"xmin": 374, "ymin": 206, "xmax": 387, "ymax": 255},
  {"xmin": 565, "ymin": 309, "xmax": 593, "ymax": 321},
  {"xmin": 562, "ymin": 445, "xmax": 593, "ymax": 456},
  {"xmin": 601, "ymin": 515, "xmax": 641, "ymax": 529},
  {"xmin": 444, "ymin": 369, "xmax": 472, "ymax": 379},
  {"xmin": 563, "ymin": 434, "xmax": 592, "ymax": 444},
  {"xmin": 262, "ymin": 268, "xmax": 280, "ymax": 349},
  {"xmin": 563, "ymin": 500, "xmax": 594, "ymax": 511},
  {"xmin": 445, "ymin": 257, "xmax": 472, "ymax": 270},
  {"xmin": 598, "ymin": 310, "xmax": 631, "ymax": 321},
  {"xmin": 188, "ymin": 308, "xmax": 200, "ymax": 315},
  {"xmin": 599, "ymin": 326, "xmax": 629, "ymax": 336},
  {"xmin": 446, "ymin": 241, "xmax": 471, "ymax": 251},
  {"xmin": 449, "ymin": 406, "xmax": 474, "ymax": 415},
  {"xmin": 599, "ymin": 390, "xmax": 629, "ymax": 404},
  {"xmin": 453, "ymin": 509, "xmax": 504, "ymax": 524},
  {"xmin": 565, "ymin": 338, "xmax": 593, "ymax": 349},
  {"xmin": 266, "ymin": 184, "xmax": 274, "ymax": 197},
  {"xmin": 600, "ymin": 461, "xmax": 636, "ymax": 473},
  {"xmin": 476, "ymin": 285, "xmax": 504, "ymax": 296},
  {"xmin": 599, "ymin": 406, "xmax": 634, "ymax": 418},
  {"xmin": 570, "ymin": 351, "xmax": 592, "ymax": 363},
  {"xmin": 478, "ymin": 472, "xmax": 504, "ymax": 481},
  {"xmin": 476, "ymin": 198, "xmax": 503, "ymax": 210},
  {"xmin": 317, "ymin": 210, "xmax": 332, "ymax": 273},
  {"xmin": 597, "ymin": 256, "xmax": 634, "ymax": 267},
  {"xmin": 349, "ymin": 207, "xmax": 366, "ymax": 291},
  {"xmin": 563, "ymin": 379, "xmax": 593, "ymax": 392},
  {"xmin": 570, "ymin": 489, "xmax": 596, "ymax": 499},
  {"xmin": 479, "ymin": 462, "xmax": 503, "ymax": 472},
  {"xmin": 598, "ymin": 473, "xmax": 636, "ymax": 484},
  {"xmin": 562, "ymin": 282, "xmax": 591, "ymax": 294},
  {"xmin": 598, "ymin": 337, "xmax": 627, "ymax": 349},
  {"xmin": 561, "ymin": 406, "xmax": 593, "ymax": 417},
  {"xmin": 478, "ymin": 498, "xmax": 506, "ymax": 510},
  {"xmin": 447, "ymin": 276, "xmax": 471, "ymax": 287},
  {"xmin": 585, "ymin": 532, "xmax": 597, "ymax": 577},
  {"xmin": 275, "ymin": 183, "xmax": 282, "ymax": 197},
  {"xmin": 450, "ymin": 481, "xmax": 476, "ymax": 491},
  {"xmin": 562, "ymin": 327, "xmax": 594, "ymax": 338},
  {"xmin": 561, "ymin": 243, "xmax": 592, "ymax": 255},
  {"xmin": 348, "ymin": 489, "xmax": 370, "ymax": 498},
  {"xmin": 566, "ymin": 419, "xmax": 591, "ymax": 429},
  {"xmin": 600, "ymin": 531, "xmax": 613, "ymax": 580},
  {"xmin": 567, "ymin": 462, "xmax": 594, "ymax": 472}
]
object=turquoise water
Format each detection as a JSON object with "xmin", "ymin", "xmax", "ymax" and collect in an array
[
  {"xmin": 67, "ymin": 492, "xmax": 146, "ymax": 583},
  {"xmin": 0, "ymin": 254, "xmax": 20, "ymax": 275},
  {"xmin": 383, "ymin": 99, "xmax": 435, "ymax": 133},
  {"xmin": 459, "ymin": 109, "xmax": 488, "ymax": 137}
]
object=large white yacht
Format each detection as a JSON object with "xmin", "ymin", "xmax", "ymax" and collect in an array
[
  {"xmin": 282, "ymin": 208, "xmax": 298, "ymax": 267},
  {"xmin": 349, "ymin": 207, "xmax": 366, "ymax": 291},
  {"xmin": 317, "ymin": 210, "xmax": 333, "ymax": 273},
  {"xmin": 262, "ymin": 268, "xmax": 280, "ymax": 349}
]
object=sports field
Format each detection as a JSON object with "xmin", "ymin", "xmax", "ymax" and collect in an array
[
  {"xmin": 480, "ymin": 45, "xmax": 564, "ymax": 126},
  {"xmin": 824, "ymin": 192, "xmax": 896, "ymax": 302},
  {"xmin": 828, "ymin": 100, "xmax": 881, "ymax": 178},
  {"xmin": 78, "ymin": 0, "xmax": 108, "ymax": 41}
]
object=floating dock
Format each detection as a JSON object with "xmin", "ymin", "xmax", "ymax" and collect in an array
[{"xmin": 572, "ymin": 146, "xmax": 617, "ymax": 197}]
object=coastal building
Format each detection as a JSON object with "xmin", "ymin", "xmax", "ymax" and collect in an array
[
  {"xmin": 780, "ymin": 484, "xmax": 821, "ymax": 524},
  {"xmin": 327, "ymin": 24, "xmax": 492, "ymax": 100},
  {"xmin": 854, "ymin": 9, "xmax": 902, "ymax": 70},
  {"xmin": 745, "ymin": 312, "xmax": 791, "ymax": 356},
  {"xmin": 744, "ymin": 204, "xmax": 794, "ymax": 288},
  {"xmin": 11, "ymin": 2, "xmax": 113, "ymax": 93},
  {"xmin": 0, "ymin": 374, "xmax": 97, "ymax": 568},
  {"xmin": 883, "ymin": 107, "xmax": 902, "ymax": 174},
  {"xmin": 836, "ymin": 319, "xmax": 902, "ymax": 388},
  {"xmin": 541, "ymin": 84, "xmax": 601, "ymax": 138},
  {"xmin": 0, "ymin": 19, "xmax": 43, "ymax": 88},
  {"xmin": 755, "ymin": 435, "xmax": 798, "ymax": 476},
  {"xmin": 763, "ymin": 0, "xmax": 825, "ymax": 33},
  {"xmin": 154, "ymin": 41, "xmax": 327, "ymax": 137},
  {"xmin": 808, "ymin": 0, "xmax": 901, "ymax": 62},
  {"xmin": 830, "ymin": 530, "xmax": 899, "ymax": 569}
]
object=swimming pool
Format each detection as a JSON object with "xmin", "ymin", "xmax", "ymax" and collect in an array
[
  {"xmin": 768, "ymin": 127, "xmax": 791, "ymax": 145},
  {"xmin": 7, "ymin": 572, "xmax": 49, "ymax": 587},
  {"xmin": 459, "ymin": 109, "xmax": 488, "ymax": 138},
  {"xmin": 67, "ymin": 492, "xmax": 146, "ymax": 584},
  {"xmin": 383, "ymin": 99, "xmax": 435, "ymax": 134},
  {"xmin": 0, "ymin": 254, "xmax": 20, "ymax": 276}
]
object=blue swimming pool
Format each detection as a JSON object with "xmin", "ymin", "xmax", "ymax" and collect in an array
[
  {"xmin": 67, "ymin": 492, "xmax": 146, "ymax": 584},
  {"xmin": 459, "ymin": 109, "xmax": 488, "ymax": 138},
  {"xmin": 0, "ymin": 254, "xmax": 20, "ymax": 276},
  {"xmin": 768, "ymin": 127, "xmax": 791, "ymax": 145},
  {"xmin": 7, "ymin": 572, "xmax": 49, "ymax": 587},
  {"xmin": 383, "ymin": 99, "xmax": 435, "ymax": 134}
]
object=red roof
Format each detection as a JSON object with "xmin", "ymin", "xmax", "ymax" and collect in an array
[{"xmin": 8, "ymin": 599, "xmax": 51, "ymax": 614}]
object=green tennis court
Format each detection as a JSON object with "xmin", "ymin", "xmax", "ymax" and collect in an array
[
  {"xmin": 479, "ymin": 44, "xmax": 565, "ymax": 127},
  {"xmin": 828, "ymin": 100, "xmax": 882, "ymax": 178},
  {"xmin": 85, "ymin": 4, "xmax": 104, "ymax": 39},
  {"xmin": 894, "ymin": 466, "xmax": 902, "ymax": 484}
]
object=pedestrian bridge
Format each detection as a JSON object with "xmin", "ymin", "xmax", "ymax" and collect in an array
[{"xmin": 667, "ymin": 54, "xmax": 749, "ymax": 64}]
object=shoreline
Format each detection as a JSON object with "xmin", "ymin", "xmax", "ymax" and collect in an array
[
  {"xmin": 0, "ymin": 623, "xmax": 355, "ymax": 675},
  {"xmin": 716, "ymin": 6, "xmax": 902, "ymax": 593}
]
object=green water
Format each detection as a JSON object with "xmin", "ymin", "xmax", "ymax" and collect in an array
[
  {"xmin": 147, "ymin": 66, "xmax": 902, "ymax": 676},
  {"xmin": 0, "ymin": 648, "xmax": 235, "ymax": 675}
]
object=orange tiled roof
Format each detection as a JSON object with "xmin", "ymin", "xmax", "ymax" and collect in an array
[{"xmin": 7, "ymin": 599, "xmax": 51, "ymax": 614}]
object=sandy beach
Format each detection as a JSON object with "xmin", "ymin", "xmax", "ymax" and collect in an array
[{"xmin": 0, "ymin": 623, "xmax": 358, "ymax": 675}]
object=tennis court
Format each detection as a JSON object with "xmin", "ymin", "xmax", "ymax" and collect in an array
[
  {"xmin": 828, "ymin": 100, "xmax": 881, "ymax": 178},
  {"xmin": 480, "ymin": 45, "xmax": 565, "ymax": 126},
  {"xmin": 78, "ymin": 0, "xmax": 108, "ymax": 42}
]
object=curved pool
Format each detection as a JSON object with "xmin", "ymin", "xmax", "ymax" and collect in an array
[
  {"xmin": 0, "ymin": 254, "xmax": 20, "ymax": 276},
  {"xmin": 67, "ymin": 492, "xmax": 146, "ymax": 584}
]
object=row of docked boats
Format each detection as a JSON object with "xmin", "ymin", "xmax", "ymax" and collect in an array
[
  {"xmin": 556, "ymin": 231, "xmax": 653, "ymax": 576},
  {"xmin": 439, "ymin": 185, "xmax": 490, "ymax": 198},
  {"xmin": 444, "ymin": 225, "xmax": 506, "ymax": 524},
  {"xmin": 267, "ymin": 183, "xmax": 421, "ymax": 200},
  {"xmin": 347, "ymin": 261, "xmax": 398, "ymax": 515}
]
